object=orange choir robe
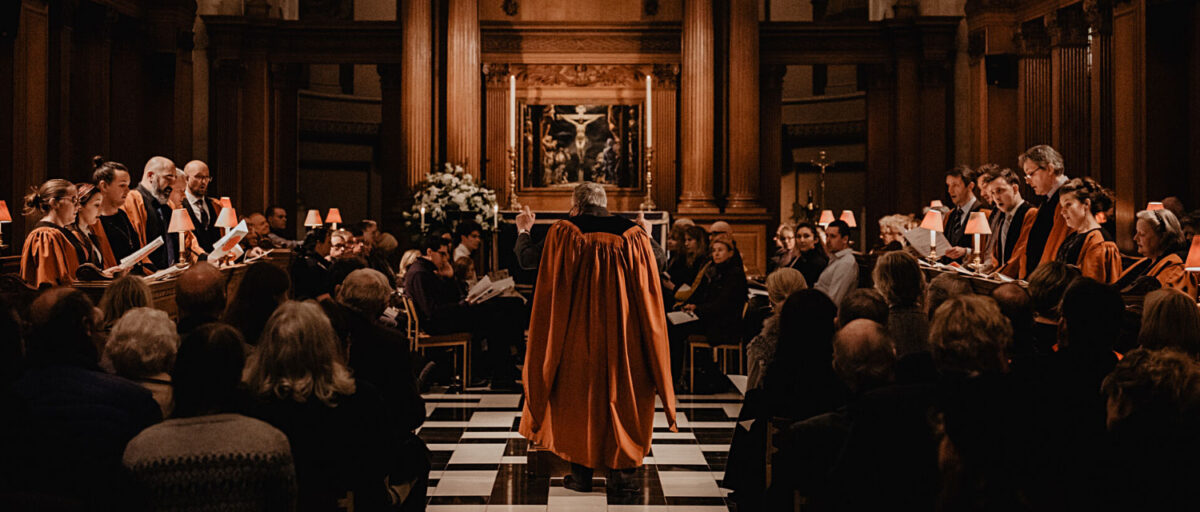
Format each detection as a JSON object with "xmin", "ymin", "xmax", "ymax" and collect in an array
[
  {"xmin": 123, "ymin": 189, "xmax": 150, "ymax": 247},
  {"xmin": 1119, "ymin": 253, "xmax": 1199, "ymax": 300},
  {"xmin": 520, "ymin": 219, "xmax": 677, "ymax": 470},
  {"xmin": 20, "ymin": 225, "xmax": 81, "ymax": 288},
  {"xmin": 1071, "ymin": 230, "xmax": 1122, "ymax": 284},
  {"xmin": 89, "ymin": 220, "xmax": 121, "ymax": 269},
  {"xmin": 995, "ymin": 206, "xmax": 1039, "ymax": 280},
  {"xmin": 1037, "ymin": 201, "xmax": 1074, "ymax": 268}
]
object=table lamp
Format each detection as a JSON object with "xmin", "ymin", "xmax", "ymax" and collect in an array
[
  {"xmin": 818, "ymin": 209, "xmax": 835, "ymax": 227},
  {"xmin": 0, "ymin": 200, "xmax": 10, "ymax": 250},
  {"xmin": 325, "ymin": 208, "xmax": 342, "ymax": 230},
  {"xmin": 1147, "ymin": 202, "xmax": 1164, "ymax": 211},
  {"xmin": 839, "ymin": 210, "xmax": 856, "ymax": 228},
  {"xmin": 168, "ymin": 208, "xmax": 195, "ymax": 266},
  {"xmin": 1186, "ymin": 235, "xmax": 1200, "ymax": 272},
  {"xmin": 214, "ymin": 205, "xmax": 238, "ymax": 235},
  {"xmin": 919, "ymin": 210, "xmax": 944, "ymax": 262},
  {"xmin": 964, "ymin": 211, "xmax": 992, "ymax": 272},
  {"xmin": 220, "ymin": 197, "xmax": 232, "ymax": 209},
  {"xmin": 930, "ymin": 200, "xmax": 944, "ymax": 209},
  {"xmin": 304, "ymin": 209, "xmax": 322, "ymax": 229}
]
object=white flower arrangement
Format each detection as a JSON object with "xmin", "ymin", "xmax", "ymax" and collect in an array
[{"xmin": 405, "ymin": 163, "xmax": 499, "ymax": 231}]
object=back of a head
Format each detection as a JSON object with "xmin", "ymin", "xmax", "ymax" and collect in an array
[
  {"xmin": 709, "ymin": 221, "xmax": 733, "ymax": 235},
  {"xmin": 99, "ymin": 275, "xmax": 153, "ymax": 328},
  {"xmin": 833, "ymin": 319, "xmax": 898, "ymax": 392},
  {"xmin": 930, "ymin": 295, "xmax": 1012, "ymax": 376},
  {"xmin": 873, "ymin": 251, "xmax": 926, "ymax": 308},
  {"xmin": 27, "ymin": 287, "xmax": 99, "ymax": 366},
  {"xmin": 1102, "ymin": 347, "xmax": 1200, "ymax": 432},
  {"xmin": 301, "ymin": 226, "xmax": 330, "ymax": 252},
  {"xmin": 398, "ymin": 249, "xmax": 421, "ymax": 277},
  {"xmin": 224, "ymin": 262, "xmax": 291, "ymax": 344},
  {"xmin": 328, "ymin": 256, "xmax": 369, "ymax": 289},
  {"xmin": 572, "ymin": 181, "xmax": 607, "ymax": 209},
  {"xmin": 838, "ymin": 289, "xmax": 889, "ymax": 328},
  {"xmin": 173, "ymin": 323, "xmax": 248, "ymax": 418},
  {"xmin": 991, "ymin": 283, "xmax": 1034, "ymax": 350},
  {"xmin": 765, "ymin": 268, "xmax": 807, "ymax": 310},
  {"xmin": 1139, "ymin": 288, "xmax": 1200, "ymax": 356},
  {"xmin": 1027, "ymin": 261, "xmax": 1080, "ymax": 319},
  {"xmin": 776, "ymin": 289, "xmax": 840, "ymax": 369},
  {"xmin": 926, "ymin": 273, "xmax": 973, "ymax": 319},
  {"xmin": 1060, "ymin": 278, "xmax": 1123, "ymax": 354},
  {"xmin": 175, "ymin": 263, "xmax": 226, "ymax": 319},
  {"xmin": 104, "ymin": 307, "xmax": 179, "ymax": 379},
  {"xmin": 337, "ymin": 268, "xmax": 392, "ymax": 318},
  {"xmin": 247, "ymin": 301, "xmax": 354, "ymax": 406}
]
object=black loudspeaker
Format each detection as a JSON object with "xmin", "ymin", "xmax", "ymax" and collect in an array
[
  {"xmin": 1, "ymin": 1, "xmax": 19, "ymax": 40},
  {"xmin": 986, "ymin": 54, "xmax": 1019, "ymax": 89}
]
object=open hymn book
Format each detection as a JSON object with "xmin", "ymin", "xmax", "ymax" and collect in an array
[
  {"xmin": 103, "ymin": 236, "xmax": 165, "ymax": 274},
  {"xmin": 466, "ymin": 275, "xmax": 516, "ymax": 305}
]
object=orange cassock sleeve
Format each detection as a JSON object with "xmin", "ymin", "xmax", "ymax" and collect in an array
[{"xmin": 20, "ymin": 227, "xmax": 80, "ymax": 288}]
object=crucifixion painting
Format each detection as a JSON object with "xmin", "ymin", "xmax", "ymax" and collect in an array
[{"xmin": 522, "ymin": 104, "xmax": 641, "ymax": 188}]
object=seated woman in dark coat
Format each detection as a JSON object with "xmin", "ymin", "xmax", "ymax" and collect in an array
[
  {"xmin": 664, "ymin": 225, "xmax": 711, "ymax": 303},
  {"xmin": 786, "ymin": 222, "xmax": 829, "ymax": 287},
  {"xmin": 667, "ymin": 233, "xmax": 748, "ymax": 389}
]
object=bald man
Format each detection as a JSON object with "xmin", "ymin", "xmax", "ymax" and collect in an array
[
  {"xmin": 123, "ymin": 156, "xmax": 178, "ymax": 269},
  {"xmin": 709, "ymin": 221, "xmax": 733, "ymax": 235},
  {"xmin": 174, "ymin": 262, "xmax": 227, "ymax": 334},
  {"xmin": 183, "ymin": 160, "xmax": 223, "ymax": 252}
]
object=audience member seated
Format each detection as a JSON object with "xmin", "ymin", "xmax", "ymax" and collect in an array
[
  {"xmin": 350, "ymin": 220, "xmax": 398, "ymax": 286},
  {"xmin": 1137, "ymin": 288, "xmax": 1200, "ymax": 357},
  {"xmin": 813, "ymin": 219, "xmax": 858, "ymax": 307},
  {"xmin": 1116, "ymin": 208, "xmax": 1197, "ymax": 298},
  {"xmin": 725, "ymin": 289, "xmax": 845, "ymax": 509},
  {"xmin": 123, "ymin": 323, "xmax": 297, "ymax": 510},
  {"xmin": 709, "ymin": 220, "xmax": 733, "ymax": 235},
  {"xmin": 322, "ymin": 268, "xmax": 431, "ymax": 504},
  {"xmin": 991, "ymin": 283, "xmax": 1036, "ymax": 362},
  {"xmin": 769, "ymin": 223, "xmax": 797, "ymax": 271},
  {"xmin": 19, "ymin": 179, "xmax": 82, "ymax": 288},
  {"xmin": 290, "ymin": 226, "xmax": 333, "ymax": 300},
  {"xmin": 98, "ymin": 274, "xmax": 153, "ymax": 333},
  {"xmin": 670, "ymin": 233, "xmax": 749, "ymax": 389},
  {"xmin": 264, "ymin": 205, "xmax": 302, "ymax": 249},
  {"xmin": 244, "ymin": 301, "xmax": 396, "ymax": 511},
  {"xmin": 405, "ymin": 235, "xmax": 525, "ymax": 389},
  {"xmin": 785, "ymin": 222, "xmax": 828, "ymax": 287},
  {"xmin": 453, "ymin": 220, "xmax": 483, "ymax": 261},
  {"xmin": 223, "ymin": 261, "xmax": 291, "ymax": 345},
  {"xmin": 105, "ymin": 307, "xmax": 179, "ymax": 418},
  {"xmin": 329, "ymin": 229, "xmax": 361, "ymax": 260},
  {"xmin": 873, "ymin": 251, "xmax": 930, "ymax": 358},
  {"xmin": 869, "ymin": 214, "xmax": 912, "ymax": 256},
  {"xmin": 1026, "ymin": 261, "xmax": 1080, "ymax": 354},
  {"xmin": 837, "ymin": 289, "xmax": 888, "ymax": 328},
  {"xmin": 1055, "ymin": 178, "xmax": 1121, "ymax": 283},
  {"xmin": 1, "ymin": 288, "xmax": 161, "ymax": 509},
  {"xmin": 452, "ymin": 256, "xmax": 477, "ymax": 296},
  {"xmin": 175, "ymin": 262, "xmax": 227, "ymax": 335},
  {"xmin": 925, "ymin": 273, "xmax": 973, "ymax": 320},
  {"xmin": 745, "ymin": 268, "xmax": 807, "ymax": 391},
  {"xmin": 1100, "ymin": 347, "xmax": 1200, "ymax": 510},
  {"xmin": 397, "ymin": 248, "xmax": 421, "ymax": 286},
  {"xmin": 665, "ymin": 225, "xmax": 710, "ymax": 300},
  {"xmin": 0, "ymin": 297, "xmax": 24, "ymax": 388}
]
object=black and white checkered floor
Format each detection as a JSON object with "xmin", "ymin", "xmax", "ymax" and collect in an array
[{"xmin": 420, "ymin": 390, "xmax": 743, "ymax": 511}]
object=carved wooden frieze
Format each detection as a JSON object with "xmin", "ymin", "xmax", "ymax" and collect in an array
[
  {"xmin": 481, "ymin": 27, "xmax": 681, "ymax": 55},
  {"xmin": 497, "ymin": 64, "xmax": 647, "ymax": 88}
]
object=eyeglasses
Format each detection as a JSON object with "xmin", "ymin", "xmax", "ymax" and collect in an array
[
  {"xmin": 1023, "ymin": 166, "xmax": 1047, "ymax": 180},
  {"xmin": 193, "ymin": 176, "xmax": 213, "ymax": 182}
]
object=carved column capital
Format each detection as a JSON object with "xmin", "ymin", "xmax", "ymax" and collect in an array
[
  {"xmin": 652, "ymin": 63, "xmax": 681, "ymax": 89},
  {"xmin": 1045, "ymin": 7, "xmax": 1089, "ymax": 48},
  {"xmin": 502, "ymin": 0, "xmax": 518, "ymax": 16},
  {"xmin": 1083, "ymin": 0, "xmax": 1113, "ymax": 36},
  {"xmin": 481, "ymin": 62, "xmax": 512, "ymax": 85},
  {"xmin": 968, "ymin": 30, "xmax": 986, "ymax": 62},
  {"xmin": 1014, "ymin": 20, "xmax": 1050, "ymax": 57}
]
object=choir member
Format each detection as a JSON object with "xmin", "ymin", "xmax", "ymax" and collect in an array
[
  {"xmin": 981, "ymin": 168, "xmax": 1038, "ymax": 278},
  {"xmin": 182, "ymin": 160, "xmax": 222, "ymax": 253},
  {"xmin": 19, "ymin": 179, "xmax": 81, "ymax": 288},
  {"xmin": 1116, "ymin": 208, "xmax": 1198, "ymax": 299},
  {"xmin": 124, "ymin": 156, "xmax": 178, "ymax": 268},
  {"xmin": 942, "ymin": 165, "xmax": 984, "ymax": 261},
  {"xmin": 1020, "ymin": 145, "xmax": 1073, "ymax": 273},
  {"xmin": 66, "ymin": 183, "xmax": 107, "ymax": 268},
  {"xmin": 1055, "ymin": 178, "xmax": 1121, "ymax": 284},
  {"xmin": 92, "ymin": 156, "xmax": 139, "ymax": 267}
]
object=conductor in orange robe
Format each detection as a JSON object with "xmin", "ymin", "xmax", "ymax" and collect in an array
[{"xmin": 517, "ymin": 182, "xmax": 677, "ymax": 493}]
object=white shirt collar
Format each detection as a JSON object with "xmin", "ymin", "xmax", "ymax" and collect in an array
[
  {"xmin": 831, "ymin": 248, "xmax": 854, "ymax": 260},
  {"xmin": 1046, "ymin": 174, "xmax": 1070, "ymax": 198},
  {"xmin": 185, "ymin": 188, "xmax": 206, "ymax": 209},
  {"xmin": 1003, "ymin": 198, "xmax": 1025, "ymax": 216},
  {"xmin": 958, "ymin": 195, "xmax": 977, "ymax": 215}
]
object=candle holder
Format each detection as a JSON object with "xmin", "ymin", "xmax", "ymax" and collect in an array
[
  {"xmin": 640, "ymin": 147, "xmax": 657, "ymax": 211},
  {"xmin": 507, "ymin": 146, "xmax": 522, "ymax": 210}
]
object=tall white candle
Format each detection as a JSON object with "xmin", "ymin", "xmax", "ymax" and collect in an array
[
  {"xmin": 974, "ymin": 233, "xmax": 981, "ymax": 258},
  {"xmin": 930, "ymin": 230, "xmax": 936, "ymax": 255},
  {"xmin": 420, "ymin": 206, "xmax": 426, "ymax": 231},
  {"xmin": 493, "ymin": 204, "xmax": 499, "ymax": 230},
  {"xmin": 645, "ymin": 75, "xmax": 653, "ymax": 149},
  {"xmin": 509, "ymin": 75, "xmax": 516, "ymax": 149}
]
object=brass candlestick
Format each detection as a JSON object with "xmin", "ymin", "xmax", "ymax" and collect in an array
[
  {"xmin": 640, "ymin": 147, "xmax": 657, "ymax": 211},
  {"xmin": 507, "ymin": 146, "xmax": 522, "ymax": 210}
]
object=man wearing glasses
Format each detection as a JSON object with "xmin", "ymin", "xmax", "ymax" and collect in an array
[
  {"xmin": 183, "ymin": 160, "xmax": 223, "ymax": 253},
  {"xmin": 1019, "ymin": 145, "xmax": 1072, "ymax": 274}
]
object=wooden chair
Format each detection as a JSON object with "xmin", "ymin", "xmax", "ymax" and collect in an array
[
  {"xmin": 401, "ymin": 295, "xmax": 471, "ymax": 387},
  {"xmin": 687, "ymin": 302, "xmax": 750, "ymax": 392}
]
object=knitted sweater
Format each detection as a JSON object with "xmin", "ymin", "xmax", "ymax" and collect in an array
[{"xmin": 123, "ymin": 413, "xmax": 296, "ymax": 511}]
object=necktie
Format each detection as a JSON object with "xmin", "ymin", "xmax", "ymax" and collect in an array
[
  {"xmin": 946, "ymin": 208, "xmax": 963, "ymax": 242},
  {"xmin": 197, "ymin": 199, "xmax": 209, "ymax": 226}
]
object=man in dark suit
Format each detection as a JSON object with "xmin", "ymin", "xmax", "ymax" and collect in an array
[
  {"xmin": 1020, "ymin": 145, "xmax": 1073, "ymax": 274},
  {"xmin": 983, "ymin": 168, "xmax": 1039, "ymax": 278},
  {"xmin": 943, "ymin": 165, "xmax": 983, "ymax": 261},
  {"xmin": 183, "ymin": 160, "xmax": 223, "ymax": 253}
]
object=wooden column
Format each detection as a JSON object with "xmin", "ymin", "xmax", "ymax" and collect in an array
[
  {"xmin": 1086, "ymin": 0, "xmax": 1115, "ymax": 188},
  {"xmin": 678, "ymin": 0, "xmax": 718, "ymax": 213},
  {"xmin": 378, "ymin": 64, "xmax": 406, "ymax": 226},
  {"xmin": 726, "ymin": 0, "xmax": 763, "ymax": 213},
  {"xmin": 270, "ymin": 63, "xmax": 301, "ymax": 225},
  {"xmin": 865, "ymin": 63, "xmax": 897, "ymax": 227},
  {"xmin": 654, "ymin": 64, "xmax": 681, "ymax": 213},
  {"xmin": 1047, "ymin": 6, "xmax": 1091, "ymax": 178},
  {"xmin": 1111, "ymin": 0, "xmax": 1146, "ymax": 251},
  {"xmin": 5, "ymin": 0, "xmax": 51, "ymax": 249},
  {"xmin": 446, "ymin": 0, "xmax": 481, "ymax": 178},
  {"xmin": 1016, "ymin": 20, "xmax": 1051, "ymax": 150},
  {"xmin": 482, "ymin": 63, "xmax": 509, "ymax": 206},
  {"xmin": 760, "ymin": 65, "xmax": 785, "ymax": 224},
  {"xmin": 402, "ymin": 0, "xmax": 433, "ymax": 188}
]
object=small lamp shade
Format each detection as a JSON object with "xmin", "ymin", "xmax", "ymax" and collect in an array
[
  {"xmin": 920, "ymin": 210, "xmax": 944, "ymax": 232},
  {"xmin": 220, "ymin": 197, "xmax": 233, "ymax": 209},
  {"xmin": 214, "ymin": 206, "xmax": 238, "ymax": 229},
  {"xmin": 930, "ymin": 200, "xmax": 944, "ymax": 209},
  {"xmin": 1185, "ymin": 235, "xmax": 1200, "ymax": 272},
  {"xmin": 325, "ymin": 208, "xmax": 342, "ymax": 224},
  {"xmin": 1147, "ymin": 202, "xmax": 1165, "ymax": 211},
  {"xmin": 818, "ymin": 210, "xmax": 836, "ymax": 225},
  {"xmin": 964, "ymin": 211, "xmax": 992, "ymax": 235},
  {"xmin": 304, "ymin": 209, "xmax": 322, "ymax": 227},
  {"xmin": 839, "ymin": 210, "xmax": 856, "ymax": 228},
  {"xmin": 0, "ymin": 200, "xmax": 10, "ymax": 223},
  {"xmin": 168, "ymin": 208, "xmax": 195, "ymax": 233}
]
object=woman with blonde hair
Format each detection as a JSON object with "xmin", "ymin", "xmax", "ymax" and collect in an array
[
  {"xmin": 745, "ymin": 268, "xmax": 808, "ymax": 390},
  {"xmin": 874, "ymin": 251, "xmax": 930, "ymax": 357},
  {"xmin": 244, "ymin": 301, "xmax": 394, "ymax": 511},
  {"xmin": 1138, "ymin": 288, "xmax": 1200, "ymax": 357},
  {"xmin": 871, "ymin": 214, "xmax": 913, "ymax": 255},
  {"xmin": 20, "ymin": 179, "xmax": 81, "ymax": 288},
  {"xmin": 98, "ymin": 275, "xmax": 154, "ymax": 331}
]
